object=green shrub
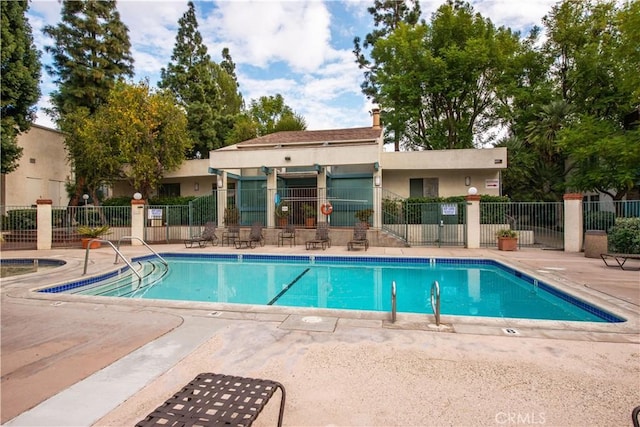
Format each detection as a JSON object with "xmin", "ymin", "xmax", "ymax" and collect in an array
[
  {"xmin": 382, "ymin": 198, "xmax": 403, "ymax": 224},
  {"xmin": 584, "ymin": 211, "xmax": 616, "ymax": 232},
  {"xmin": 608, "ymin": 218, "xmax": 640, "ymax": 254}
]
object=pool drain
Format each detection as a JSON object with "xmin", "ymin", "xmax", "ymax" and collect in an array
[{"xmin": 502, "ymin": 328, "xmax": 520, "ymax": 335}]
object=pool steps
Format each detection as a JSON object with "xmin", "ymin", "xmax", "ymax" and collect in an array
[{"xmin": 73, "ymin": 260, "xmax": 168, "ymax": 297}]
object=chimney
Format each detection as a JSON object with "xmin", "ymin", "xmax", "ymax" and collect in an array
[{"xmin": 372, "ymin": 108, "xmax": 381, "ymax": 129}]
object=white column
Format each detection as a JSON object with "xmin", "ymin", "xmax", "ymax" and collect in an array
[
  {"xmin": 373, "ymin": 170, "xmax": 382, "ymax": 229},
  {"xmin": 317, "ymin": 168, "xmax": 328, "ymax": 224},
  {"xmin": 465, "ymin": 194, "xmax": 481, "ymax": 249},
  {"xmin": 216, "ymin": 172, "xmax": 227, "ymax": 228},
  {"xmin": 564, "ymin": 193, "xmax": 583, "ymax": 252},
  {"xmin": 36, "ymin": 199, "xmax": 52, "ymax": 250},
  {"xmin": 267, "ymin": 171, "xmax": 277, "ymax": 228},
  {"xmin": 130, "ymin": 198, "xmax": 145, "ymax": 246}
]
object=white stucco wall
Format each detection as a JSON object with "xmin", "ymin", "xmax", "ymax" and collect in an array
[
  {"xmin": 382, "ymin": 170, "xmax": 502, "ymax": 198},
  {"xmin": 1, "ymin": 125, "xmax": 70, "ymax": 207}
]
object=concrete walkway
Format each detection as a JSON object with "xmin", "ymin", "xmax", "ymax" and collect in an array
[{"xmin": 1, "ymin": 244, "xmax": 639, "ymax": 426}]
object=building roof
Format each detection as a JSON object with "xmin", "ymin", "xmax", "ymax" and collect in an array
[{"xmin": 230, "ymin": 126, "xmax": 383, "ymax": 149}]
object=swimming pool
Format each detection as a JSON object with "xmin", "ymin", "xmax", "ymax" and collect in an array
[
  {"xmin": 39, "ymin": 254, "xmax": 624, "ymax": 323},
  {"xmin": 1, "ymin": 258, "xmax": 65, "ymax": 278}
]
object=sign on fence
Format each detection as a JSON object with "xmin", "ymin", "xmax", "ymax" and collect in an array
[{"xmin": 441, "ymin": 204, "xmax": 457, "ymax": 215}]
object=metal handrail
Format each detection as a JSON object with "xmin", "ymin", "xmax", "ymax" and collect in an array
[
  {"xmin": 430, "ymin": 280, "xmax": 441, "ymax": 326},
  {"xmin": 391, "ymin": 281, "xmax": 397, "ymax": 323},
  {"xmin": 83, "ymin": 239, "xmax": 142, "ymax": 284},
  {"xmin": 115, "ymin": 236, "xmax": 168, "ymax": 266}
]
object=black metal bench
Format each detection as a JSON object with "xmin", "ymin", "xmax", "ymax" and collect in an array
[{"xmin": 136, "ymin": 372, "xmax": 286, "ymax": 427}]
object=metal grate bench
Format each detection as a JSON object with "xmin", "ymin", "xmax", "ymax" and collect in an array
[{"xmin": 136, "ymin": 373, "xmax": 286, "ymax": 427}]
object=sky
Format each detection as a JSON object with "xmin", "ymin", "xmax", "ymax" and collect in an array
[{"xmin": 27, "ymin": 0, "xmax": 559, "ymax": 132}]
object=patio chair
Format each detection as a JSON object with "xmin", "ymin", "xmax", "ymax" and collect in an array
[
  {"xmin": 305, "ymin": 222, "xmax": 331, "ymax": 250},
  {"xmin": 235, "ymin": 222, "xmax": 265, "ymax": 249},
  {"xmin": 278, "ymin": 224, "xmax": 296, "ymax": 247},
  {"xmin": 184, "ymin": 222, "xmax": 218, "ymax": 248},
  {"xmin": 347, "ymin": 222, "xmax": 369, "ymax": 251},
  {"xmin": 222, "ymin": 224, "xmax": 240, "ymax": 246},
  {"xmin": 136, "ymin": 372, "xmax": 286, "ymax": 427},
  {"xmin": 248, "ymin": 222, "xmax": 265, "ymax": 247}
]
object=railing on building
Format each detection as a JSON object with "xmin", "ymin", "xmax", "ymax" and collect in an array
[
  {"xmin": 0, "ymin": 205, "xmax": 38, "ymax": 250},
  {"xmin": 3, "ymin": 194, "xmax": 639, "ymax": 251},
  {"xmin": 584, "ymin": 199, "xmax": 640, "ymax": 231},
  {"xmin": 480, "ymin": 202, "xmax": 564, "ymax": 250},
  {"xmin": 380, "ymin": 190, "xmax": 466, "ymax": 247}
]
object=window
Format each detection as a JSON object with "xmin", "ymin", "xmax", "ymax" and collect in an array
[
  {"xmin": 158, "ymin": 183, "xmax": 180, "ymax": 197},
  {"xmin": 410, "ymin": 178, "xmax": 438, "ymax": 197}
]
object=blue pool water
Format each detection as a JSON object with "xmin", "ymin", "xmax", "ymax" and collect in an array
[{"xmin": 40, "ymin": 254, "xmax": 624, "ymax": 323}]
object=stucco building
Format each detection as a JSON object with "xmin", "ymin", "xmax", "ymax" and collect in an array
[{"xmin": 1, "ymin": 124, "xmax": 70, "ymax": 210}]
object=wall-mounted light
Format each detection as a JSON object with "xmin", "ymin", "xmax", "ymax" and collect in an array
[
  {"xmin": 374, "ymin": 176, "xmax": 381, "ymax": 186},
  {"xmin": 194, "ymin": 182, "xmax": 199, "ymax": 191},
  {"xmin": 465, "ymin": 176, "xmax": 471, "ymax": 186},
  {"xmin": 217, "ymin": 176, "xmax": 224, "ymax": 188},
  {"xmin": 468, "ymin": 187, "xmax": 478, "ymax": 195},
  {"xmin": 284, "ymin": 156, "xmax": 291, "ymax": 161}
]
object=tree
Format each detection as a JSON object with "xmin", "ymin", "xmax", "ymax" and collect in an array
[
  {"xmin": 542, "ymin": 0, "xmax": 640, "ymax": 200},
  {"xmin": 249, "ymin": 94, "xmax": 306, "ymax": 136},
  {"xmin": 225, "ymin": 94, "xmax": 306, "ymax": 144},
  {"xmin": 558, "ymin": 116, "xmax": 640, "ymax": 200},
  {"xmin": 370, "ymin": 1, "xmax": 522, "ymax": 150},
  {"xmin": 159, "ymin": 1, "xmax": 243, "ymax": 158},
  {"xmin": 353, "ymin": 0, "xmax": 422, "ymax": 151},
  {"xmin": 43, "ymin": 0, "xmax": 134, "ymax": 204},
  {"xmin": 43, "ymin": 0, "xmax": 134, "ymax": 119},
  {"xmin": 1, "ymin": 0, "xmax": 41, "ymax": 174},
  {"xmin": 72, "ymin": 81, "xmax": 192, "ymax": 199}
]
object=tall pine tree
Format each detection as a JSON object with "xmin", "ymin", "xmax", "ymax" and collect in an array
[
  {"xmin": 43, "ymin": 0, "xmax": 134, "ymax": 204},
  {"xmin": 160, "ymin": 1, "xmax": 243, "ymax": 158},
  {"xmin": 1, "ymin": 0, "xmax": 41, "ymax": 174}
]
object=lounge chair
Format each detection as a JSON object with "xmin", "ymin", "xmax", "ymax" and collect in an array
[
  {"xmin": 222, "ymin": 224, "xmax": 240, "ymax": 246},
  {"xmin": 235, "ymin": 222, "xmax": 265, "ymax": 249},
  {"xmin": 600, "ymin": 253, "xmax": 640, "ymax": 270},
  {"xmin": 348, "ymin": 222, "xmax": 369, "ymax": 251},
  {"xmin": 184, "ymin": 222, "xmax": 218, "ymax": 248},
  {"xmin": 249, "ymin": 222, "xmax": 265, "ymax": 247},
  {"xmin": 305, "ymin": 222, "xmax": 331, "ymax": 250},
  {"xmin": 136, "ymin": 372, "xmax": 286, "ymax": 427},
  {"xmin": 278, "ymin": 224, "xmax": 296, "ymax": 247}
]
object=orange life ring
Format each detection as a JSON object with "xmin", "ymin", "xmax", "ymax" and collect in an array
[{"xmin": 320, "ymin": 202, "xmax": 333, "ymax": 216}]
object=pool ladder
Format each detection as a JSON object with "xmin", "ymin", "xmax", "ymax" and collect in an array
[
  {"xmin": 431, "ymin": 280, "xmax": 441, "ymax": 326},
  {"xmin": 391, "ymin": 281, "xmax": 397, "ymax": 322},
  {"xmin": 390, "ymin": 280, "xmax": 441, "ymax": 326},
  {"xmin": 82, "ymin": 236, "xmax": 167, "ymax": 288}
]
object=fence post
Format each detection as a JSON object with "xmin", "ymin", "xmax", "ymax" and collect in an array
[
  {"xmin": 563, "ymin": 193, "xmax": 583, "ymax": 252},
  {"xmin": 465, "ymin": 194, "xmax": 481, "ymax": 248},
  {"xmin": 36, "ymin": 199, "xmax": 52, "ymax": 250},
  {"xmin": 131, "ymin": 197, "xmax": 145, "ymax": 246}
]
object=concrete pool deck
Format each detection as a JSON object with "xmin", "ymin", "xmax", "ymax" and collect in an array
[{"xmin": 1, "ymin": 244, "xmax": 639, "ymax": 426}]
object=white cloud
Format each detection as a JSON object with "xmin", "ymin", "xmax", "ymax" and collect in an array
[
  {"xmin": 472, "ymin": 0, "xmax": 558, "ymax": 33},
  {"xmin": 202, "ymin": 1, "xmax": 334, "ymax": 73}
]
